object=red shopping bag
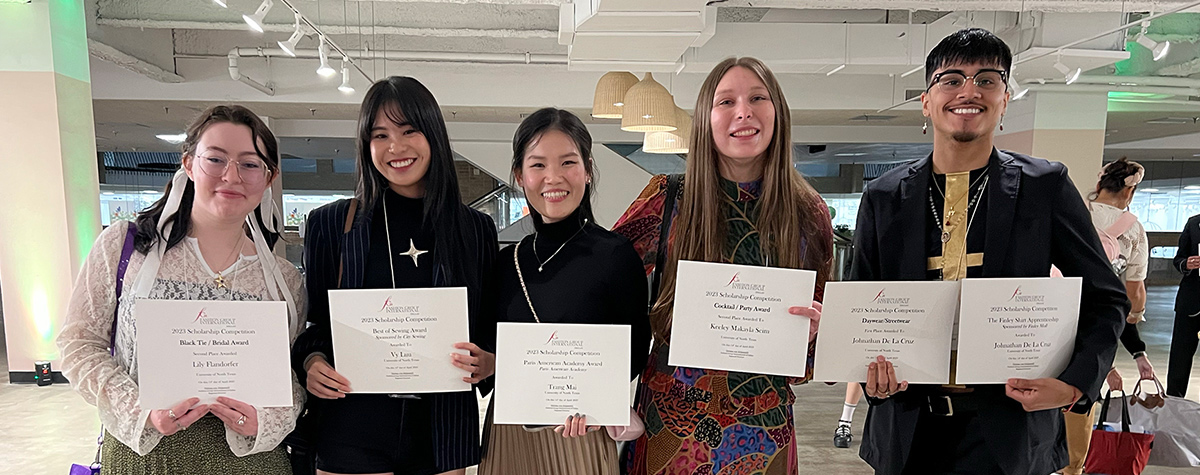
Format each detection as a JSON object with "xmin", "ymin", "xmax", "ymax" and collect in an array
[{"xmin": 1084, "ymin": 389, "xmax": 1154, "ymax": 475}]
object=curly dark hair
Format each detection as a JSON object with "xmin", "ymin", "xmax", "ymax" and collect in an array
[{"xmin": 1091, "ymin": 157, "xmax": 1144, "ymax": 201}]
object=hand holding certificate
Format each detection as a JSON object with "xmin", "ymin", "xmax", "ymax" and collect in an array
[
  {"xmin": 328, "ymin": 288, "xmax": 472, "ymax": 394},
  {"xmin": 814, "ymin": 281, "xmax": 960, "ymax": 384},
  {"xmin": 493, "ymin": 323, "xmax": 631, "ymax": 426},
  {"xmin": 136, "ymin": 299, "xmax": 293, "ymax": 410},
  {"xmin": 955, "ymin": 277, "xmax": 1082, "ymax": 384},
  {"xmin": 668, "ymin": 260, "xmax": 817, "ymax": 377}
]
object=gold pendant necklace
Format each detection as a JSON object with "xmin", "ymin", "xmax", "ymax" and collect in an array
[{"xmin": 209, "ymin": 232, "xmax": 244, "ymax": 290}]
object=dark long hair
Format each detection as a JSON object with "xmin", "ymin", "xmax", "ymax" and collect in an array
[
  {"xmin": 355, "ymin": 76, "xmax": 470, "ymax": 286},
  {"xmin": 134, "ymin": 105, "xmax": 280, "ymax": 254},
  {"xmin": 511, "ymin": 107, "xmax": 597, "ymax": 229},
  {"xmin": 650, "ymin": 57, "xmax": 832, "ymax": 342}
]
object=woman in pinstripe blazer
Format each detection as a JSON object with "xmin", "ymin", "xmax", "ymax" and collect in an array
[{"xmin": 291, "ymin": 77, "xmax": 498, "ymax": 475}]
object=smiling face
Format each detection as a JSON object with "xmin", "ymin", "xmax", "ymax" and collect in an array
[
  {"xmin": 516, "ymin": 129, "xmax": 590, "ymax": 224},
  {"xmin": 369, "ymin": 105, "xmax": 432, "ymax": 198},
  {"xmin": 921, "ymin": 61, "xmax": 1010, "ymax": 144},
  {"xmin": 182, "ymin": 121, "xmax": 275, "ymax": 224},
  {"xmin": 709, "ymin": 66, "xmax": 776, "ymax": 174}
]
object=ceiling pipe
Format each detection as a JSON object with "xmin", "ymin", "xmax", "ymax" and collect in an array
[
  {"xmin": 229, "ymin": 47, "xmax": 568, "ymax": 65},
  {"xmin": 1024, "ymin": 83, "xmax": 1200, "ymax": 96},
  {"xmin": 875, "ymin": 0, "xmax": 1200, "ymax": 113},
  {"xmin": 1036, "ymin": 75, "xmax": 1200, "ymax": 88},
  {"xmin": 227, "ymin": 51, "xmax": 275, "ymax": 96}
]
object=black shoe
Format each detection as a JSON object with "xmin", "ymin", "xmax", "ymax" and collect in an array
[{"xmin": 834, "ymin": 423, "xmax": 852, "ymax": 448}]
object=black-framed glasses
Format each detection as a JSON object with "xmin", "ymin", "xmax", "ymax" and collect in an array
[
  {"xmin": 196, "ymin": 155, "xmax": 270, "ymax": 184},
  {"xmin": 927, "ymin": 69, "xmax": 1009, "ymax": 93}
]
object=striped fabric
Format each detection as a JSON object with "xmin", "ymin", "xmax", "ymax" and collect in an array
[{"xmin": 293, "ymin": 198, "xmax": 499, "ymax": 470}]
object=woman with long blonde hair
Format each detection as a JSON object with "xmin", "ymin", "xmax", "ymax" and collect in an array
[{"xmin": 612, "ymin": 57, "xmax": 832, "ymax": 475}]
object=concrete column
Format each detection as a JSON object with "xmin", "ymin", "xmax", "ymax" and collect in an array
[
  {"xmin": 0, "ymin": 1, "xmax": 101, "ymax": 383},
  {"xmin": 995, "ymin": 91, "xmax": 1109, "ymax": 199}
]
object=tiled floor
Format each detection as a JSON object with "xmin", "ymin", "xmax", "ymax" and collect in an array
[{"xmin": 3, "ymin": 287, "xmax": 1198, "ymax": 474}]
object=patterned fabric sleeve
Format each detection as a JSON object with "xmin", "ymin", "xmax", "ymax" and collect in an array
[
  {"xmin": 57, "ymin": 221, "xmax": 168, "ymax": 455},
  {"xmin": 225, "ymin": 257, "xmax": 308, "ymax": 457},
  {"xmin": 612, "ymin": 174, "xmax": 670, "ymax": 276},
  {"xmin": 1125, "ymin": 220, "xmax": 1149, "ymax": 282}
]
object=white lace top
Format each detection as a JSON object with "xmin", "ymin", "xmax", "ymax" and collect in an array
[
  {"xmin": 1090, "ymin": 202, "xmax": 1149, "ymax": 282},
  {"xmin": 56, "ymin": 221, "xmax": 307, "ymax": 456}
]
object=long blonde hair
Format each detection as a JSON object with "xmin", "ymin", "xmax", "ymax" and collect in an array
[{"xmin": 650, "ymin": 57, "xmax": 832, "ymax": 342}]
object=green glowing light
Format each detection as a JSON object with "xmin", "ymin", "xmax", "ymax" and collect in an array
[{"xmin": 1108, "ymin": 91, "xmax": 1172, "ymax": 99}]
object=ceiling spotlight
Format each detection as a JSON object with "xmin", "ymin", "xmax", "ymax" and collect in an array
[
  {"xmin": 1053, "ymin": 56, "xmax": 1081, "ymax": 85},
  {"xmin": 242, "ymin": 0, "xmax": 273, "ymax": 33},
  {"xmin": 338, "ymin": 61, "xmax": 355, "ymax": 94},
  {"xmin": 278, "ymin": 13, "xmax": 304, "ymax": 57},
  {"xmin": 316, "ymin": 36, "xmax": 336, "ymax": 77},
  {"xmin": 1135, "ymin": 27, "xmax": 1170, "ymax": 61},
  {"xmin": 212, "ymin": 0, "xmax": 227, "ymax": 7},
  {"xmin": 156, "ymin": 133, "xmax": 187, "ymax": 144}
]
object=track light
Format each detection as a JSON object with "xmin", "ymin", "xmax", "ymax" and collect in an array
[
  {"xmin": 1135, "ymin": 28, "xmax": 1170, "ymax": 61},
  {"xmin": 1053, "ymin": 56, "xmax": 1081, "ymax": 85},
  {"xmin": 338, "ymin": 60, "xmax": 354, "ymax": 94},
  {"xmin": 243, "ymin": 0, "xmax": 272, "ymax": 33},
  {"xmin": 900, "ymin": 65, "xmax": 923, "ymax": 78},
  {"xmin": 316, "ymin": 36, "xmax": 336, "ymax": 77},
  {"xmin": 212, "ymin": 0, "xmax": 227, "ymax": 7},
  {"xmin": 277, "ymin": 13, "xmax": 304, "ymax": 57}
]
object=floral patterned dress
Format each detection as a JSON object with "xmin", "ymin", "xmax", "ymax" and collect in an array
[{"xmin": 613, "ymin": 175, "xmax": 832, "ymax": 475}]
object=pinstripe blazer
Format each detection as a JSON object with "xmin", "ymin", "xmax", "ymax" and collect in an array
[{"xmin": 292, "ymin": 197, "xmax": 498, "ymax": 470}]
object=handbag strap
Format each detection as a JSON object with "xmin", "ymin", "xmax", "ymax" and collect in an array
[
  {"xmin": 1097, "ymin": 389, "xmax": 1133, "ymax": 432},
  {"xmin": 111, "ymin": 223, "xmax": 137, "ymax": 355},
  {"xmin": 96, "ymin": 222, "xmax": 137, "ymax": 458},
  {"xmin": 513, "ymin": 242, "xmax": 540, "ymax": 323},
  {"xmin": 649, "ymin": 173, "xmax": 682, "ymax": 307}
]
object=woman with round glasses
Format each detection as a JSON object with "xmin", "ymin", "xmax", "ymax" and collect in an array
[{"xmin": 57, "ymin": 105, "xmax": 306, "ymax": 474}]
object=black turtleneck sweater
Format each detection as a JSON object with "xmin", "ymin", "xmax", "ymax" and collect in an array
[
  {"xmin": 488, "ymin": 210, "xmax": 651, "ymax": 379},
  {"xmin": 363, "ymin": 189, "xmax": 435, "ymax": 289}
]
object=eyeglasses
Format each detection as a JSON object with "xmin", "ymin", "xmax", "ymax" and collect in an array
[
  {"xmin": 927, "ymin": 69, "xmax": 1008, "ymax": 94},
  {"xmin": 196, "ymin": 155, "xmax": 271, "ymax": 185}
]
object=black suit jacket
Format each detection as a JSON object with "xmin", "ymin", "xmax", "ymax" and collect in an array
[
  {"xmin": 1172, "ymin": 214, "xmax": 1200, "ymax": 315},
  {"xmin": 850, "ymin": 149, "xmax": 1128, "ymax": 475},
  {"xmin": 292, "ymin": 198, "xmax": 498, "ymax": 470}
]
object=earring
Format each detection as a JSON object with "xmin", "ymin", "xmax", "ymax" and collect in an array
[
  {"xmin": 999, "ymin": 116, "xmax": 1005, "ymax": 131},
  {"xmin": 922, "ymin": 121, "xmax": 928, "ymax": 135}
]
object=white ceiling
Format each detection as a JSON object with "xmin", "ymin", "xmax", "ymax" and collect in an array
[{"xmin": 83, "ymin": 0, "xmax": 1200, "ymax": 166}]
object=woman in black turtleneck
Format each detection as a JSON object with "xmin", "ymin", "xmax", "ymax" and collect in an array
[{"xmin": 477, "ymin": 108, "xmax": 650, "ymax": 475}]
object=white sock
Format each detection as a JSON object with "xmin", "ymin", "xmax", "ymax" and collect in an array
[{"xmin": 840, "ymin": 403, "xmax": 856, "ymax": 424}]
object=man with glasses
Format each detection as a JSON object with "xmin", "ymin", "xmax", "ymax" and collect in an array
[{"xmin": 848, "ymin": 28, "xmax": 1127, "ymax": 475}]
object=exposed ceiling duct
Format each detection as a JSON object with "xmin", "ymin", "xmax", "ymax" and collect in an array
[{"xmin": 557, "ymin": 0, "xmax": 716, "ymax": 71}]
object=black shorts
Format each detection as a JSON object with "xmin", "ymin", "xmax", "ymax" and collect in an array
[{"xmin": 314, "ymin": 394, "xmax": 438, "ymax": 474}]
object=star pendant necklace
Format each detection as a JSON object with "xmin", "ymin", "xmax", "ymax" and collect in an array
[{"xmin": 382, "ymin": 197, "xmax": 428, "ymax": 286}]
